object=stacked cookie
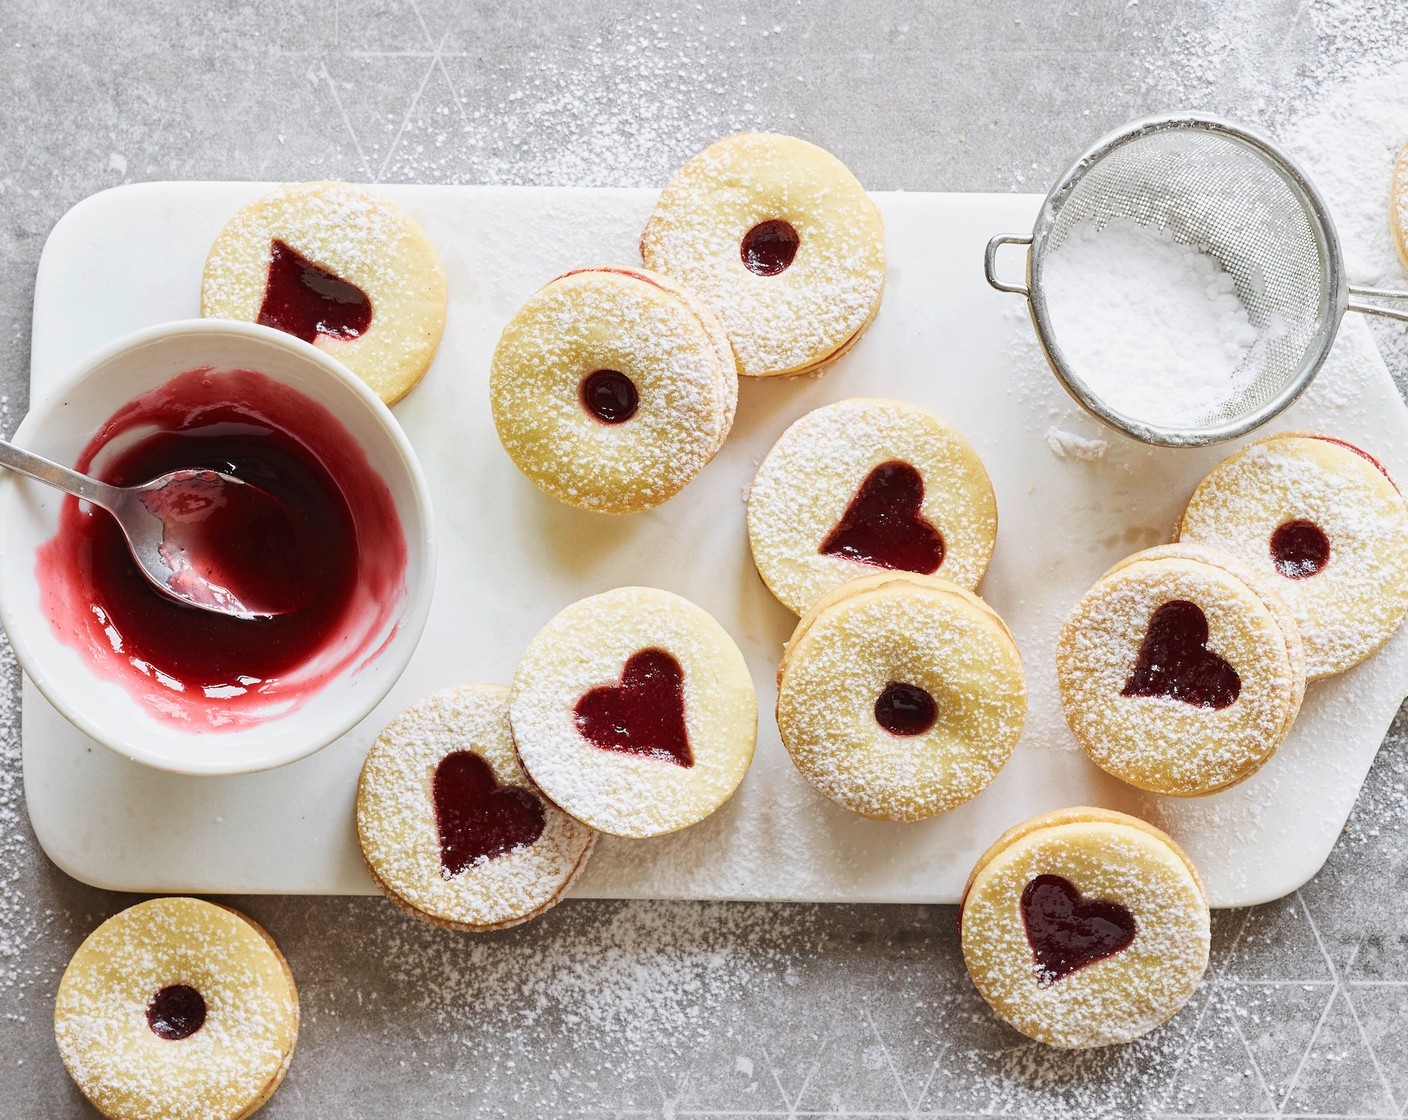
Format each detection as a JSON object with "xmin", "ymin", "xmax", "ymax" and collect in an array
[
  {"xmin": 959, "ymin": 808, "xmax": 1211, "ymax": 1049},
  {"xmin": 747, "ymin": 398, "xmax": 998, "ymax": 612},
  {"xmin": 1056, "ymin": 432, "xmax": 1408, "ymax": 797},
  {"xmin": 1058, "ymin": 542, "xmax": 1307, "ymax": 796},
  {"xmin": 489, "ymin": 132, "xmax": 888, "ymax": 514},
  {"xmin": 491, "ymin": 267, "xmax": 739, "ymax": 513},
  {"xmin": 639, "ymin": 131, "xmax": 886, "ymax": 380},
  {"xmin": 777, "ymin": 572, "xmax": 1024, "ymax": 821},
  {"xmin": 55, "ymin": 898, "xmax": 300, "ymax": 1120},
  {"xmin": 356, "ymin": 684, "xmax": 598, "ymax": 932}
]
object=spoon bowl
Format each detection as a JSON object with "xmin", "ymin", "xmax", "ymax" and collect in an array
[{"xmin": 0, "ymin": 440, "xmax": 310, "ymax": 621}]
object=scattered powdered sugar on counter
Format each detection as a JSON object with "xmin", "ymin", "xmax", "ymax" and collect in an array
[
  {"xmin": 0, "ymin": 643, "xmax": 33, "ymax": 994},
  {"xmin": 287, "ymin": 890, "xmax": 1248, "ymax": 1115},
  {"xmin": 1045, "ymin": 427, "xmax": 1110, "ymax": 462},
  {"xmin": 1284, "ymin": 58, "xmax": 1408, "ymax": 288},
  {"xmin": 1042, "ymin": 218, "xmax": 1262, "ymax": 427},
  {"xmin": 359, "ymin": 10, "xmax": 782, "ymax": 189}
]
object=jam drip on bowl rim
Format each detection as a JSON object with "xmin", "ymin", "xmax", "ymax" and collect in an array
[{"xmin": 36, "ymin": 366, "xmax": 408, "ymax": 729}]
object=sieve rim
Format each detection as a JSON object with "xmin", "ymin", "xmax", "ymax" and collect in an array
[{"xmin": 1024, "ymin": 111, "xmax": 1348, "ymax": 448}]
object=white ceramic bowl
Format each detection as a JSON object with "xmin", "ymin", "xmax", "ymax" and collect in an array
[{"xmin": 0, "ymin": 320, "xmax": 436, "ymax": 774}]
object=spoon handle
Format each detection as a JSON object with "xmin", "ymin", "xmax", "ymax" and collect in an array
[{"xmin": 0, "ymin": 438, "xmax": 122, "ymax": 510}]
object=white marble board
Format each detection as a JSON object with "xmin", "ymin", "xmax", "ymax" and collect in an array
[{"xmin": 21, "ymin": 183, "xmax": 1408, "ymax": 906}]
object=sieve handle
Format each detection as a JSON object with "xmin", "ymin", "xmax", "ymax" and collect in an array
[
  {"xmin": 1347, "ymin": 284, "xmax": 1408, "ymax": 324},
  {"xmin": 984, "ymin": 234, "xmax": 1032, "ymax": 296}
]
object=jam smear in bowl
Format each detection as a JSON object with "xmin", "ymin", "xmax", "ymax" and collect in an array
[{"xmin": 0, "ymin": 321, "xmax": 435, "ymax": 774}]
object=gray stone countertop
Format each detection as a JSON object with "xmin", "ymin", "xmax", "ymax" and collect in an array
[{"xmin": 5, "ymin": 1, "xmax": 1408, "ymax": 1116}]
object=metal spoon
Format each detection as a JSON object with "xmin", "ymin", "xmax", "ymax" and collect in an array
[{"xmin": 0, "ymin": 439, "xmax": 305, "ymax": 621}]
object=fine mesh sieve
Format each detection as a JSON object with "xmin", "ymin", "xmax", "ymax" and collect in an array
[{"xmin": 985, "ymin": 113, "xmax": 1408, "ymax": 447}]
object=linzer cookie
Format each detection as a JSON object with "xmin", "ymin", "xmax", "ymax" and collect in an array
[
  {"xmin": 1056, "ymin": 543, "xmax": 1305, "ymax": 796},
  {"xmin": 54, "ymin": 897, "xmax": 299, "ymax": 1120},
  {"xmin": 748, "ymin": 398, "xmax": 997, "ymax": 615},
  {"xmin": 960, "ymin": 807, "xmax": 1210, "ymax": 1049},
  {"xmin": 201, "ymin": 181, "xmax": 448, "ymax": 404},
  {"xmin": 490, "ymin": 267, "xmax": 738, "ymax": 514},
  {"xmin": 356, "ymin": 684, "xmax": 595, "ymax": 932},
  {"xmin": 640, "ymin": 132, "xmax": 886, "ymax": 378},
  {"xmin": 510, "ymin": 587, "xmax": 757, "ymax": 838},
  {"xmin": 777, "ymin": 572, "xmax": 1025, "ymax": 821},
  {"xmin": 1176, "ymin": 433, "xmax": 1408, "ymax": 679}
]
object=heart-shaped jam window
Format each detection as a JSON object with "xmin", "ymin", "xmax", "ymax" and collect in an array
[
  {"xmin": 573, "ymin": 648, "xmax": 692, "ymax": 768},
  {"xmin": 1121, "ymin": 599, "xmax": 1241, "ymax": 710},
  {"xmin": 819, "ymin": 460, "xmax": 945, "ymax": 574},
  {"xmin": 432, "ymin": 751, "xmax": 545, "ymax": 877},
  {"xmin": 1021, "ymin": 874, "xmax": 1137, "ymax": 985},
  {"xmin": 258, "ymin": 239, "xmax": 372, "ymax": 345}
]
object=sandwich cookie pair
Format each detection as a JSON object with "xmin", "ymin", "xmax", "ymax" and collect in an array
[
  {"xmin": 509, "ymin": 587, "xmax": 757, "ymax": 838},
  {"xmin": 1057, "ymin": 542, "xmax": 1305, "ymax": 796},
  {"xmin": 961, "ymin": 807, "xmax": 1210, "ymax": 1049},
  {"xmin": 642, "ymin": 131, "xmax": 887, "ymax": 379},
  {"xmin": 748, "ymin": 398, "xmax": 998, "ymax": 615},
  {"xmin": 777, "ymin": 572, "xmax": 1024, "ymax": 821},
  {"xmin": 1175, "ymin": 432, "xmax": 1408, "ymax": 679},
  {"xmin": 357, "ymin": 684, "xmax": 597, "ymax": 932},
  {"xmin": 490, "ymin": 267, "xmax": 738, "ymax": 514},
  {"xmin": 357, "ymin": 589, "xmax": 757, "ymax": 928},
  {"xmin": 202, "ymin": 180, "xmax": 448, "ymax": 405}
]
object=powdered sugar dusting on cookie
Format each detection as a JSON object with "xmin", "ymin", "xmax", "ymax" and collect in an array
[
  {"xmin": 748, "ymin": 398, "xmax": 997, "ymax": 615},
  {"xmin": 641, "ymin": 132, "xmax": 885, "ymax": 378},
  {"xmin": 357, "ymin": 684, "xmax": 595, "ymax": 931},
  {"xmin": 54, "ymin": 898, "xmax": 297, "ymax": 1120},
  {"xmin": 1179, "ymin": 435, "xmax": 1408, "ymax": 680},
  {"xmin": 1057, "ymin": 554, "xmax": 1298, "ymax": 795},
  {"xmin": 1125, "ymin": 542, "xmax": 1308, "ymax": 720}
]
